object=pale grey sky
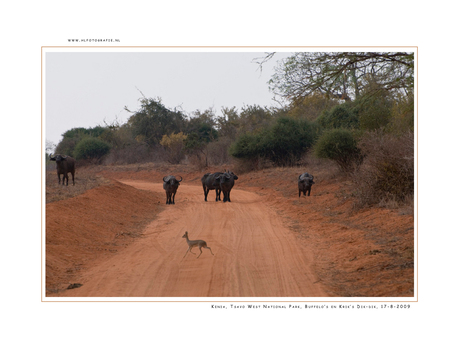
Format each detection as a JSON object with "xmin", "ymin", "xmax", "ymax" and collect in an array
[{"xmin": 45, "ymin": 51, "xmax": 292, "ymax": 147}]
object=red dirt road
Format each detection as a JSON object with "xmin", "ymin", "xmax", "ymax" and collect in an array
[{"xmin": 58, "ymin": 181, "xmax": 326, "ymax": 297}]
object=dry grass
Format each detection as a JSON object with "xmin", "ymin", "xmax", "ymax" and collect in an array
[{"xmin": 45, "ymin": 168, "xmax": 111, "ymax": 204}]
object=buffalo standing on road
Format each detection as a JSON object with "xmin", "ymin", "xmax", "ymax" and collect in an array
[
  {"xmin": 50, "ymin": 154, "xmax": 76, "ymax": 186},
  {"xmin": 201, "ymin": 172, "xmax": 223, "ymax": 202},
  {"xmin": 163, "ymin": 175, "xmax": 182, "ymax": 204},
  {"xmin": 216, "ymin": 171, "xmax": 238, "ymax": 202},
  {"xmin": 298, "ymin": 172, "xmax": 315, "ymax": 197}
]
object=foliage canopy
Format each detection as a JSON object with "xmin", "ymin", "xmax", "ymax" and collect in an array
[
  {"xmin": 269, "ymin": 52, "xmax": 414, "ymax": 103},
  {"xmin": 314, "ymin": 128, "xmax": 362, "ymax": 172},
  {"xmin": 73, "ymin": 137, "xmax": 111, "ymax": 161},
  {"xmin": 126, "ymin": 97, "xmax": 186, "ymax": 147},
  {"xmin": 230, "ymin": 117, "xmax": 320, "ymax": 166}
]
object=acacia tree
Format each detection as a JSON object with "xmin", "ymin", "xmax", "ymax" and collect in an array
[
  {"xmin": 125, "ymin": 97, "xmax": 186, "ymax": 147},
  {"xmin": 237, "ymin": 104, "xmax": 274, "ymax": 134},
  {"xmin": 268, "ymin": 52, "xmax": 414, "ymax": 103}
]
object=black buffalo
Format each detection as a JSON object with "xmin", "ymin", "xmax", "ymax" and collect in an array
[
  {"xmin": 201, "ymin": 172, "xmax": 223, "ymax": 202},
  {"xmin": 298, "ymin": 172, "xmax": 315, "ymax": 197},
  {"xmin": 50, "ymin": 154, "xmax": 76, "ymax": 186},
  {"xmin": 163, "ymin": 175, "xmax": 182, "ymax": 204},
  {"xmin": 216, "ymin": 171, "xmax": 238, "ymax": 202}
]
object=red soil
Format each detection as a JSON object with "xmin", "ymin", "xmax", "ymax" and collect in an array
[{"xmin": 45, "ymin": 166, "xmax": 414, "ymax": 298}]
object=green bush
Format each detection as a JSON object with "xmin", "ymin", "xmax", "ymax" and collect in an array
[
  {"xmin": 230, "ymin": 117, "xmax": 320, "ymax": 167},
  {"xmin": 314, "ymin": 128, "xmax": 362, "ymax": 172},
  {"xmin": 261, "ymin": 117, "xmax": 319, "ymax": 166},
  {"xmin": 56, "ymin": 126, "xmax": 112, "ymax": 157},
  {"xmin": 73, "ymin": 137, "xmax": 111, "ymax": 161},
  {"xmin": 54, "ymin": 137, "xmax": 78, "ymax": 157},
  {"xmin": 316, "ymin": 103, "xmax": 359, "ymax": 129},
  {"xmin": 229, "ymin": 132, "xmax": 263, "ymax": 159}
]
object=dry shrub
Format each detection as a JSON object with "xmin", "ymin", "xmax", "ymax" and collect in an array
[
  {"xmin": 104, "ymin": 144, "xmax": 167, "ymax": 165},
  {"xmin": 45, "ymin": 169, "xmax": 110, "ymax": 204},
  {"xmin": 182, "ymin": 152, "xmax": 208, "ymax": 171},
  {"xmin": 231, "ymin": 155, "xmax": 274, "ymax": 173},
  {"xmin": 160, "ymin": 132, "xmax": 187, "ymax": 164},
  {"xmin": 353, "ymin": 131, "xmax": 414, "ymax": 208},
  {"xmin": 206, "ymin": 137, "xmax": 233, "ymax": 165},
  {"xmin": 298, "ymin": 151, "xmax": 342, "ymax": 180}
]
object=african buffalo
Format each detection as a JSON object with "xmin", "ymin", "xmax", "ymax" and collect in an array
[
  {"xmin": 298, "ymin": 172, "xmax": 315, "ymax": 197},
  {"xmin": 201, "ymin": 172, "xmax": 223, "ymax": 202},
  {"xmin": 163, "ymin": 175, "xmax": 182, "ymax": 204},
  {"xmin": 49, "ymin": 154, "xmax": 76, "ymax": 186},
  {"xmin": 216, "ymin": 171, "xmax": 238, "ymax": 202}
]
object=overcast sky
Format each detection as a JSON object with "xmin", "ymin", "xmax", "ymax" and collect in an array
[{"xmin": 45, "ymin": 51, "xmax": 292, "ymax": 147}]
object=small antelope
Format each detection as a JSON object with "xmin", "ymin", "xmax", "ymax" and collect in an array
[{"xmin": 182, "ymin": 231, "xmax": 214, "ymax": 259}]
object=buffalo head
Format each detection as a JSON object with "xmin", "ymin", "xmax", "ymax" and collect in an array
[
  {"xmin": 216, "ymin": 170, "xmax": 238, "ymax": 202},
  {"xmin": 163, "ymin": 175, "xmax": 182, "ymax": 204},
  {"xmin": 163, "ymin": 175, "xmax": 182, "ymax": 184},
  {"xmin": 50, "ymin": 154, "xmax": 66, "ymax": 162}
]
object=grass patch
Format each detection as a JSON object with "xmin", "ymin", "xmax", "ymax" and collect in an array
[{"xmin": 45, "ymin": 168, "xmax": 110, "ymax": 204}]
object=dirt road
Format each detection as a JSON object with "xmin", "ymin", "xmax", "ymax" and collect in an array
[{"xmin": 59, "ymin": 181, "xmax": 326, "ymax": 298}]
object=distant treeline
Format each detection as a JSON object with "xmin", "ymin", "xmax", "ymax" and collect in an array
[{"xmin": 51, "ymin": 52, "xmax": 414, "ymax": 206}]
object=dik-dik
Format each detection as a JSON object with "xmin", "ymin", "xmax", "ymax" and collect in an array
[{"xmin": 182, "ymin": 231, "xmax": 214, "ymax": 258}]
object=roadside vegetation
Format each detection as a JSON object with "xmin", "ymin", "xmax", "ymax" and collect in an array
[
  {"xmin": 48, "ymin": 52, "xmax": 414, "ymax": 209},
  {"xmin": 45, "ymin": 169, "xmax": 110, "ymax": 204}
]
